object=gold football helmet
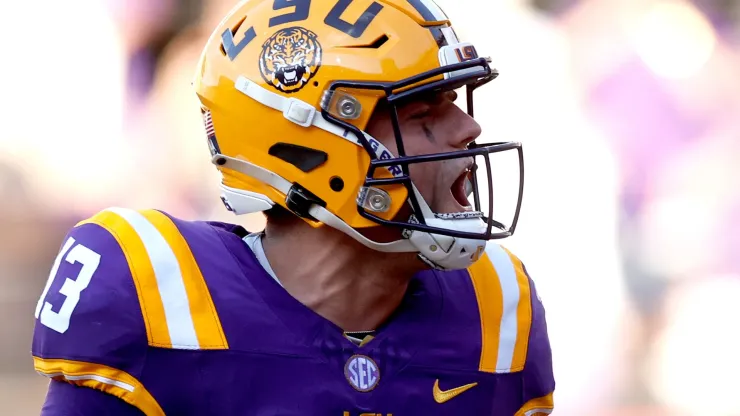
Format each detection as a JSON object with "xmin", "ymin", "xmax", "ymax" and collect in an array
[{"xmin": 194, "ymin": 0, "xmax": 523, "ymax": 270}]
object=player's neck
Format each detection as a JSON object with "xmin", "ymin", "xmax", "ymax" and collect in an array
[{"xmin": 261, "ymin": 218, "xmax": 424, "ymax": 332}]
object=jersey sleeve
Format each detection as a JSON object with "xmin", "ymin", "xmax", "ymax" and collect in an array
[
  {"xmin": 515, "ymin": 261, "xmax": 555, "ymax": 416},
  {"xmin": 32, "ymin": 209, "xmax": 165, "ymax": 416},
  {"xmin": 42, "ymin": 380, "xmax": 145, "ymax": 416}
]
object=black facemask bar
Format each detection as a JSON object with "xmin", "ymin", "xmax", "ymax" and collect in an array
[{"xmin": 320, "ymin": 57, "xmax": 524, "ymax": 240}]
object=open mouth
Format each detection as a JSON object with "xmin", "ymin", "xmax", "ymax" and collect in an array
[{"xmin": 450, "ymin": 167, "xmax": 474, "ymax": 210}]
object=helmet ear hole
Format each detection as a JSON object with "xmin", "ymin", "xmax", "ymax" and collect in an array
[{"xmin": 268, "ymin": 143, "xmax": 328, "ymax": 173}]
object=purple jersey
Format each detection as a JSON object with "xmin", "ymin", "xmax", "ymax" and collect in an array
[{"xmin": 32, "ymin": 208, "xmax": 555, "ymax": 415}]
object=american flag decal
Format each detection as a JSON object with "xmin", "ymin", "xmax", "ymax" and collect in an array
[
  {"xmin": 204, "ymin": 110, "xmax": 216, "ymax": 137},
  {"xmin": 202, "ymin": 109, "xmax": 221, "ymax": 156}
]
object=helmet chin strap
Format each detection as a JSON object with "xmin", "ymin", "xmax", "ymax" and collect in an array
[{"xmin": 216, "ymin": 155, "xmax": 414, "ymax": 254}]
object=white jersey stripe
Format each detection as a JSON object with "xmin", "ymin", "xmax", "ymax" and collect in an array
[
  {"xmin": 40, "ymin": 371, "xmax": 136, "ymax": 392},
  {"xmin": 107, "ymin": 207, "xmax": 199, "ymax": 349},
  {"xmin": 485, "ymin": 243, "xmax": 520, "ymax": 371},
  {"xmin": 525, "ymin": 409, "xmax": 553, "ymax": 416}
]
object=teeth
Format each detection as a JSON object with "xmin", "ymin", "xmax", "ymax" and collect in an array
[
  {"xmin": 464, "ymin": 176, "xmax": 474, "ymax": 197},
  {"xmin": 284, "ymin": 70, "xmax": 297, "ymax": 81}
]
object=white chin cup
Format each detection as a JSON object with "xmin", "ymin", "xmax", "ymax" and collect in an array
[{"xmin": 406, "ymin": 216, "xmax": 487, "ymax": 270}]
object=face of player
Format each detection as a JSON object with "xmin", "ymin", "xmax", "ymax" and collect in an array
[{"xmin": 366, "ymin": 91, "xmax": 482, "ymax": 215}]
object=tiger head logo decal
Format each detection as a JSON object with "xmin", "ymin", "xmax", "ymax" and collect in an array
[{"xmin": 259, "ymin": 27, "xmax": 322, "ymax": 94}]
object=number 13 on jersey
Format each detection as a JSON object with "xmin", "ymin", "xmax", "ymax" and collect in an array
[{"xmin": 34, "ymin": 237, "xmax": 101, "ymax": 334}]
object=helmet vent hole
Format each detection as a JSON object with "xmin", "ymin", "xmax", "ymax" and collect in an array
[
  {"xmin": 330, "ymin": 177, "xmax": 344, "ymax": 192},
  {"xmin": 268, "ymin": 143, "xmax": 327, "ymax": 173},
  {"xmin": 366, "ymin": 34, "xmax": 389, "ymax": 49},
  {"xmin": 338, "ymin": 34, "xmax": 389, "ymax": 49}
]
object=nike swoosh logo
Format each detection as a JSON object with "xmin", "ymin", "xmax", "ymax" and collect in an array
[{"xmin": 433, "ymin": 379, "xmax": 478, "ymax": 404}]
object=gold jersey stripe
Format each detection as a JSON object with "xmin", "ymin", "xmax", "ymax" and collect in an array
[
  {"xmin": 514, "ymin": 392, "xmax": 554, "ymax": 416},
  {"xmin": 77, "ymin": 211, "xmax": 171, "ymax": 347},
  {"xmin": 468, "ymin": 244, "xmax": 534, "ymax": 373},
  {"xmin": 467, "ymin": 251, "xmax": 504, "ymax": 372}
]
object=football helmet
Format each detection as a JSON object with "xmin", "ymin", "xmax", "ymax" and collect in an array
[{"xmin": 194, "ymin": 0, "xmax": 524, "ymax": 270}]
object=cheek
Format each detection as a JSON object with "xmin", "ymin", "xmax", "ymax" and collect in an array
[
  {"xmin": 398, "ymin": 125, "xmax": 433, "ymax": 157},
  {"xmin": 408, "ymin": 162, "xmax": 429, "ymax": 184},
  {"xmin": 365, "ymin": 117, "xmax": 398, "ymax": 155},
  {"xmin": 407, "ymin": 159, "xmax": 443, "ymax": 201},
  {"xmin": 367, "ymin": 115, "xmax": 430, "ymax": 156}
]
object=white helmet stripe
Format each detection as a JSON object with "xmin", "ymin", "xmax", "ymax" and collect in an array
[{"xmin": 406, "ymin": 0, "xmax": 448, "ymax": 22}]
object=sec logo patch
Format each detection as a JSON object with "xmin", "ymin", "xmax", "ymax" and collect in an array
[{"xmin": 344, "ymin": 354, "xmax": 380, "ymax": 392}]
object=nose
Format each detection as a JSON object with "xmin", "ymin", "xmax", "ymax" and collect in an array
[{"xmin": 448, "ymin": 104, "xmax": 482, "ymax": 149}]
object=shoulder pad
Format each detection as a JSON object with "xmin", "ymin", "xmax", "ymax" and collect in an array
[
  {"xmin": 32, "ymin": 208, "xmax": 231, "ymax": 415},
  {"xmin": 33, "ymin": 208, "xmax": 147, "ymax": 369},
  {"xmin": 33, "ymin": 207, "xmax": 229, "ymax": 357}
]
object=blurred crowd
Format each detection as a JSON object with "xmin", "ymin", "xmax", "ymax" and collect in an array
[{"xmin": 1, "ymin": 0, "xmax": 738, "ymax": 414}]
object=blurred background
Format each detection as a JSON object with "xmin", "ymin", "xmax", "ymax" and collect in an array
[{"xmin": 1, "ymin": 0, "xmax": 739, "ymax": 414}]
